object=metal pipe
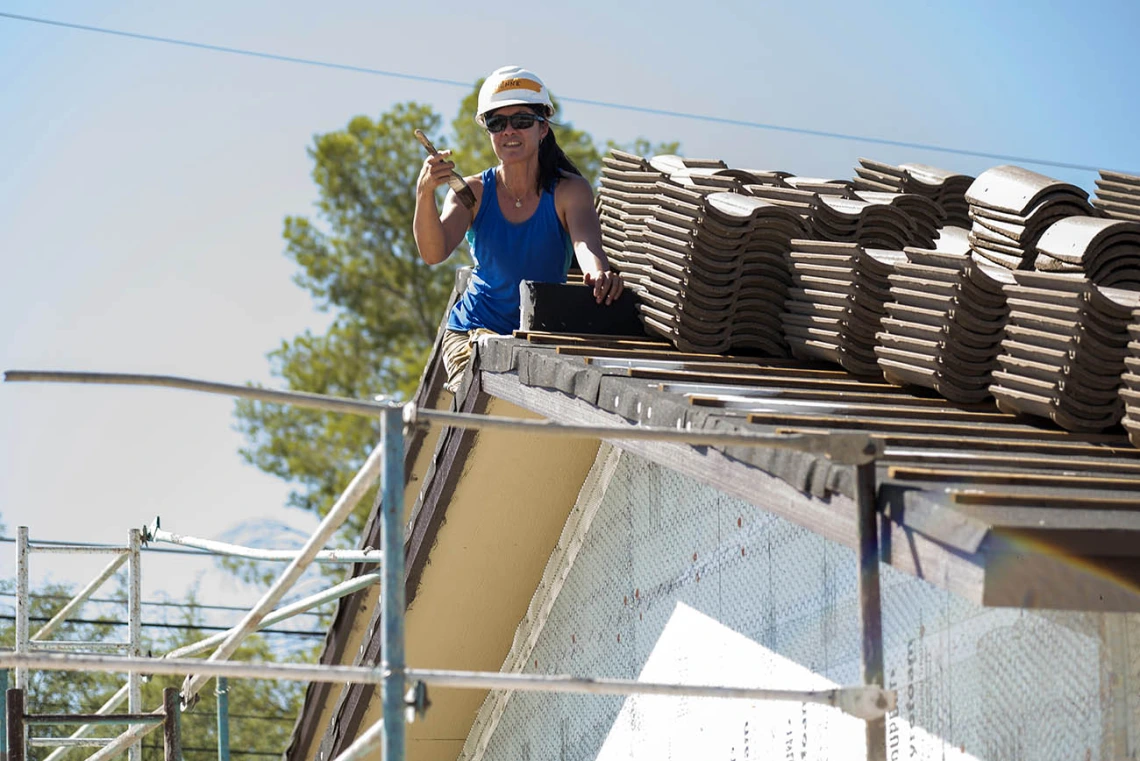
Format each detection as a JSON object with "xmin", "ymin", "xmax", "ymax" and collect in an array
[
  {"xmin": 215, "ymin": 679, "xmax": 230, "ymax": 761},
  {"xmin": 25, "ymin": 546, "xmax": 129, "ymax": 556},
  {"xmin": 855, "ymin": 462, "xmax": 886, "ymax": 761},
  {"xmin": 381, "ymin": 406, "xmax": 407, "ymax": 761},
  {"xmin": 28, "ymin": 738, "xmax": 113, "ymax": 748},
  {"xmin": 15, "ymin": 529, "xmax": 29, "ymax": 692},
  {"xmin": 31, "ymin": 553, "xmax": 127, "ymax": 641},
  {"xmin": 0, "ymin": 653, "xmax": 896, "ymax": 721},
  {"xmin": 25, "ymin": 715, "xmax": 163, "ymax": 726},
  {"xmin": 179, "ymin": 426, "xmax": 395, "ymax": 707},
  {"xmin": 40, "ymin": 573, "xmax": 382, "ymax": 761},
  {"xmin": 165, "ymin": 573, "xmax": 380, "ymax": 659},
  {"xmin": 2, "ymin": 371, "xmax": 880, "ymax": 464},
  {"xmin": 127, "ymin": 529, "xmax": 142, "ymax": 761},
  {"xmin": 1, "ymin": 669, "xmax": 7, "ymax": 761},
  {"xmin": 332, "ymin": 718, "xmax": 386, "ymax": 761},
  {"xmin": 408, "ymin": 669, "xmax": 891, "ymax": 719},
  {"xmin": 2, "ymin": 371, "xmax": 390, "ymax": 418},
  {"xmin": 28, "ymin": 641, "xmax": 131, "ymax": 653},
  {"xmin": 162, "ymin": 688, "xmax": 181, "ymax": 761},
  {"xmin": 147, "ymin": 526, "xmax": 383, "ymax": 564}
]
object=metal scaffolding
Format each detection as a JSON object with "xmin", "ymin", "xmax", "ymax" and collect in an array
[
  {"xmin": 3, "ymin": 369, "xmax": 897, "ymax": 761},
  {"xmin": 12, "ymin": 526, "xmax": 145, "ymax": 761},
  {"xmin": 4, "ymin": 521, "xmax": 386, "ymax": 761},
  {"xmin": 5, "ymin": 687, "xmax": 183, "ymax": 761}
]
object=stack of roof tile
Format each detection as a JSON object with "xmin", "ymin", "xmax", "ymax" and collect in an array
[
  {"xmin": 785, "ymin": 177, "xmax": 852, "ymax": 197},
  {"xmin": 737, "ymin": 184, "xmax": 816, "ymax": 221},
  {"xmin": 813, "ymin": 196, "xmax": 923, "ymax": 248},
  {"xmin": 989, "ymin": 271, "xmax": 1140, "ymax": 432},
  {"xmin": 1120, "ymin": 317, "xmax": 1140, "ymax": 447},
  {"xmin": 964, "ymin": 165, "xmax": 1092, "ymax": 270},
  {"xmin": 597, "ymin": 151, "xmax": 810, "ymax": 354},
  {"xmin": 596, "ymin": 149, "xmax": 663, "ymax": 264},
  {"xmin": 648, "ymin": 154, "xmax": 727, "ymax": 175},
  {"xmin": 782, "ymin": 240, "xmax": 905, "ymax": 376},
  {"xmin": 626, "ymin": 191, "xmax": 809, "ymax": 353},
  {"xmin": 850, "ymin": 190, "xmax": 944, "ymax": 245},
  {"xmin": 744, "ymin": 187, "xmax": 936, "ymax": 249},
  {"xmin": 1093, "ymin": 170, "xmax": 1140, "ymax": 221},
  {"xmin": 874, "ymin": 249, "xmax": 1014, "ymax": 403},
  {"xmin": 1032, "ymin": 217, "xmax": 1140, "ymax": 288},
  {"xmin": 853, "ymin": 159, "xmax": 973, "ymax": 228}
]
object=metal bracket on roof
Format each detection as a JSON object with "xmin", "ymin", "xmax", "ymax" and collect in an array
[
  {"xmin": 404, "ymin": 680, "xmax": 430, "ymax": 723},
  {"xmin": 141, "ymin": 517, "xmax": 160, "ymax": 545},
  {"xmin": 402, "ymin": 401, "xmax": 421, "ymax": 430},
  {"xmin": 822, "ymin": 433, "xmax": 882, "ymax": 466}
]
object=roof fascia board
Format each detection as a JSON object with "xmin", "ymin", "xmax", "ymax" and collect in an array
[{"xmin": 327, "ymin": 373, "xmax": 493, "ymax": 758}]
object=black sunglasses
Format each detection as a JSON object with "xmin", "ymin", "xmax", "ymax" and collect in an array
[{"xmin": 485, "ymin": 113, "xmax": 546, "ymax": 133}]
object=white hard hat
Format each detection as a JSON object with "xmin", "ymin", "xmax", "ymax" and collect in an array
[{"xmin": 475, "ymin": 66, "xmax": 555, "ymax": 125}]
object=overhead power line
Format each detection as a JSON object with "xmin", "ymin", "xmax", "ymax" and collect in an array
[
  {"xmin": 0, "ymin": 11, "xmax": 467, "ymax": 85},
  {"xmin": 143, "ymin": 744, "xmax": 284, "ymax": 758},
  {"xmin": 178, "ymin": 712, "xmax": 296, "ymax": 722},
  {"xmin": 0, "ymin": 591, "xmax": 325, "ymax": 618},
  {"xmin": 0, "ymin": 613, "xmax": 325, "ymax": 637},
  {"xmin": 0, "ymin": 10, "xmax": 1116, "ymax": 173}
]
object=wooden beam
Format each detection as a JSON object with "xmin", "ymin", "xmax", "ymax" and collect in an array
[{"xmin": 888, "ymin": 466, "xmax": 1140, "ymax": 490}]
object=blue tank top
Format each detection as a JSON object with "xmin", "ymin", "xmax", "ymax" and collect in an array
[{"xmin": 447, "ymin": 167, "xmax": 573, "ymax": 334}]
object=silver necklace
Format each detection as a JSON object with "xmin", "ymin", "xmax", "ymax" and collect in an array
[{"xmin": 500, "ymin": 169, "xmax": 523, "ymax": 208}]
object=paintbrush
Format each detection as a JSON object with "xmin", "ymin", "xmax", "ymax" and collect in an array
[{"xmin": 414, "ymin": 129, "xmax": 477, "ymax": 210}]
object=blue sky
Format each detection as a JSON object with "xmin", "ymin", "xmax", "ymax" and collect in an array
[{"xmin": 2, "ymin": 0, "xmax": 1139, "ymax": 607}]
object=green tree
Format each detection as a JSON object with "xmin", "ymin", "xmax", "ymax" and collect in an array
[
  {"xmin": 133, "ymin": 597, "xmax": 307, "ymax": 761},
  {"xmin": 235, "ymin": 101, "xmax": 453, "ymax": 532},
  {"xmin": 235, "ymin": 80, "xmax": 679, "ymax": 537},
  {"xmin": 0, "ymin": 581, "xmax": 124, "ymax": 730}
]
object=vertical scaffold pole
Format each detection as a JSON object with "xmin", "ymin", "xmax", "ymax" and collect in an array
[
  {"xmin": 1, "ymin": 669, "xmax": 8, "ymax": 761},
  {"xmin": 380, "ymin": 404, "xmax": 407, "ymax": 761},
  {"xmin": 854, "ymin": 462, "xmax": 886, "ymax": 761},
  {"xmin": 162, "ymin": 687, "xmax": 182, "ymax": 761},
  {"xmin": 14, "ymin": 528, "xmax": 29, "ymax": 693},
  {"xmin": 216, "ymin": 678, "xmax": 230, "ymax": 761},
  {"xmin": 127, "ymin": 528, "xmax": 143, "ymax": 761},
  {"xmin": 5, "ymin": 688, "xmax": 23, "ymax": 761}
]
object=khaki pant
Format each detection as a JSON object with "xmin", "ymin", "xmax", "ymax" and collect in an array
[{"xmin": 441, "ymin": 328, "xmax": 499, "ymax": 393}]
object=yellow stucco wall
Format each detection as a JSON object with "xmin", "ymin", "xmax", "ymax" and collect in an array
[
  {"xmin": 292, "ymin": 391, "xmax": 453, "ymax": 761},
  {"xmin": 349, "ymin": 397, "xmax": 601, "ymax": 761}
]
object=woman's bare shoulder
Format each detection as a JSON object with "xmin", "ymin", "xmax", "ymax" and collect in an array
[
  {"xmin": 554, "ymin": 171, "xmax": 594, "ymax": 203},
  {"xmin": 464, "ymin": 173, "xmax": 486, "ymax": 196},
  {"xmin": 557, "ymin": 170, "xmax": 591, "ymax": 189},
  {"xmin": 450, "ymin": 173, "xmax": 485, "ymax": 217}
]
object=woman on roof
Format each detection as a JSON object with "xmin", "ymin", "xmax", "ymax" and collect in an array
[{"xmin": 414, "ymin": 65, "xmax": 623, "ymax": 393}]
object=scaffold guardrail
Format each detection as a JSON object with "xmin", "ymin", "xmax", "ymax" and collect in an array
[{"xmin": 3, "ymin": 369, "xmax": 895, "ymax": 761}]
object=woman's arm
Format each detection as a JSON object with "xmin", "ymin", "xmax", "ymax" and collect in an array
[
  {"xmin": 413, "ymin": 150, "xmax": 480, "ymax": 265},
  {"xmin": 557, "ymin": 174, "xmax": 624, "ymax": 304}
]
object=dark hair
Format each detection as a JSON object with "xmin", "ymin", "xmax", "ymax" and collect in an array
[{"xmin": 527, "ymin": 104, "xmax": 582, "ymax": 194}]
